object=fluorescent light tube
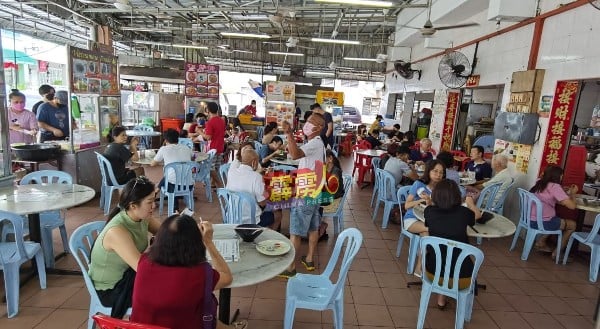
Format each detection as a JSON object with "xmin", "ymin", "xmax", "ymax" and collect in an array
[
  {"xmin": 343, "ymin": 57, "xmax": 378, "ymax": 61},
  {"xmin": 315, "ymin": 0, "xmax": 393, "ymax": 7},
  {"xmin": 268, "ymin": 51, "xmax": 304, "ymax": 57},
  {"xmin": 220, "ymin": 32, "xmax": 271, "ymax": 39},
  {"xmin": 133, "ymin": 40, "xmax": 171, "ymax": 46},
  {"xmin": 305, "ymin": 71, "xmax": 335, "ymax": 76},
  {"xmin": 173, "ymin": 44, "xmax": 209, "ymax": 49},
  {"xmin": 311, "ymin": 38, "xmax": 360, "ymax": 45}
]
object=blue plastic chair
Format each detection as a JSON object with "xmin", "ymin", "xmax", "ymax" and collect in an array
[
  {"xmin": 178, "ymin": 137, "xmax": 194, "ymax": 149},
  {"xmin": 219, "ymin": 162, "xmax": 231, "ymax": 186},
  {"xmin": 95, "ymin": 152, "xmax": 126, "ymax": 215},
  {"xmin": 272, "ymin": 164, "xmax": 297, "ymax": 172},
  {"xmin": 283, "ymin": 228, "xmax": 363, "ymax": 329},
  {"xmin": 216, "ymin": 188, "xmax": 257, "ymax": 224},
  {"xmin": 372, "ymin": 168, "xmax": 398, "ymax": 229},
  {"xmin": 563, "ymin": 214, "xmax": 600, "ymax": 282},
  {"xmin": 370, "ymin": 157, "xmax": 381, "ymax": 208},
  {"xmin": 159, "ymin": 161, "xmax": 200, "ymax": 216},
  {"xmin": 322, "ymin": 174, "xmax": 352, "ymax": 236},
  {"xmin": 69, "ymin": 221, "xmax": 132, "ymax": 329},
  {"xmin": 21, "ymin": 170, "xmax": 71, "ymax": 268},
  {"xmin": 395, "ymin": 185, "xmax": 421, "ymax": 274},
  {"xmin": 510, "ymin": 188, "xmax": 563, "ymax": 264},
  {"xmin": 134, "ymin": 124, "xmax": 154, "ymax": 149},
  {"xmin": 194, "ymin": 149, "xmax": 217, "ymax": 203},
  {"xmin": 253, "ymin": 140, "xmax": 263, "ymax": 152},
  {"xmin": 473, "ymin": 181, "xmax": 502, "ymax": 246},
  {"xmin": 416, "ymin": 236, "xmax": 484, "ymax": 329},
  {"xmin": 0, "ymin": 210, "xmax": 47, "ymax": 318},
  {"xmin": 488, "ymin": 178, "xmax": 515, "ymax": 215}
]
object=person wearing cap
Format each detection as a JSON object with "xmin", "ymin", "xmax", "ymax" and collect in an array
[{"xmin": 37, "ymin": 89, "xmax": 72, "ymax": 142}]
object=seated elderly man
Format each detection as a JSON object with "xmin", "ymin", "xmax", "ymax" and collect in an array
[
  {"xmin": 409, "ymin": 138, "xmax": 434, "ymax": 164},
  {"xmin": 226, "ymin": 148, "xmax": 281, "ymax": 230},
  {"xmin": 472, "ymin": 154, "xmax": 512, "ymax": 206}
]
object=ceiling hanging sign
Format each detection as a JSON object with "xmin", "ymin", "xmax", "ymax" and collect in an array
[
  {"xmin": 538, "ymin": 80, "xmax": 579, "ymax": 175},
  {"xmin": 69, "ymin": 46, "xmax": 119, "ymax": 96},
  {"xmin": 265, "ymin": 81, "xmax": 295, "ymax": 125},
  {"xmin": 316, "ymin": 90, "xmax": 344, "ymax": 106},
  {"xmin": 184, "ymin": 62, "xmax": 220, "ymax": 99},
  {"xmin": 465, "ymin": 75, "xmax": 480, "ymax": 88}
]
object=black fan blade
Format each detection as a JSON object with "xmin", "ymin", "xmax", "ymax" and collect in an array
[{"xmin": 434, "ymin": 22, "xmax": 479, "ymax": 31}]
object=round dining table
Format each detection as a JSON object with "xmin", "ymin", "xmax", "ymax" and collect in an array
[
  {"xmin": 213, "ymin": 224, "xmax": 295, "ymax": 324},
  {"xmin": 356, "ymin": 149, "xmax": 387, "ymax": 157},
  {"xmin": 271, "ymin": 157, "xmax": 300, "ymax": 167},
  {"xmin": 133, "ymin": 152, "xmax": 210, "ymax": 165},
  {"xmin": 125, "ymin": 130, "xmax": 162, "ymax": 137}
]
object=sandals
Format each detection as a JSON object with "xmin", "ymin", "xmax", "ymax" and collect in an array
[
  {"xmin": 278, "ymin": 269, "xmax": 297, "ymax": 279},
  {"xmin": 301, "ymin": 256, "xmax": 315, "ymax": 271},
  {"xmin": 232, "ymin": 320, "xmax": 248, "ymax": 329}
]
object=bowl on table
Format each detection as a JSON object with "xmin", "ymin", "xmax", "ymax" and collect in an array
[{"xmin": 235, "ymin": 224, "xmax": 263, "ymax": 242}]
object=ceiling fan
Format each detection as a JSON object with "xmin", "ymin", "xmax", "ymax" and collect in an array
[
  {"xmin": 399, "ymin": 0, "xmax": 479, "ymax": 38},
  {"xmin": 77, "ymin": 0, "xmax": 132, "ymax": 11}
]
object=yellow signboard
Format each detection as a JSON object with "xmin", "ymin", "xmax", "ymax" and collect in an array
[{"xmin": 316, "ymin": 90, "xmax": 344, "ymax": 106}]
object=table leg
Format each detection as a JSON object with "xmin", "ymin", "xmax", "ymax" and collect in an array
[{"xmin": 218, "ymin": 288, "xmax": 240, "ymax": 325}]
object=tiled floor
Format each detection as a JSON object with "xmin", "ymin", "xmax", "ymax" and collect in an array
[{"xmin": 0, "ymin": 160, "xmax": 598, "ymax": 328}]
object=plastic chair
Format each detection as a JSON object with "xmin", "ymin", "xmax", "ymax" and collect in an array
[
  {"xmin": 92, "ymin": 314, "xmax": 170, "ymax": 329},
  {"xmin": 194, "ymin": 149, "xmax": 217, "ymax": 203},
  {"xmin": 0, "ymin": 210, "xmax": 47, "ymax": 318},
  {"xmin": 69, "ymin": 221, "xmax": 132, "ymax": 329},
  {"xmin": 416, "ymin": 236, "xmax": 484, "ymax": 329},
  {"xmin": 475, "ymin": 181, "xmax": 502, "ymax": 211},
  {"xmin": 322, "ymin": 174, "xmax": 352, "ymax": 236},
  {"xmin": 509, "ymin": 188, "xmax": 563, "ymax": 264},
  {"xmin": 272, "ymin": 165, "xmax": 297, "ymax": 172},
  {"xmin": 283, "ymin": 228, "xmax": 363, "ymax": 329},
  {"xmin": 178, "ymin": 138, "xmax": 194, "ymax": 149},
  {"xmin": 216, "ymin": 188, "xmax": 256, "ymax": 224},
  {"xmin": 395, "ymin": 186, "xmax": 421, "ymax": 274},
  {"xmin": 488, "ymin": 178, "xmax": 515, "ymax": 215},
  {"xmin": 134, "ymin": 124, "xmax": 154, "ymax": 149},
  {"xmin": 159, "ymin": 162, "xmax": 200, "ymax": 216},
  {"xmin": 95, "ymin": 152, "xmax": 126, "ymax": 215},
  {"xmin": 370, "ymin": 157, "xmax": 381, "ymax": 208},
  {"xmin": 253, "ymin": 140, "xmax": 263, "ymax": 151},
  {"xmin": 219, "ymin": 162, "xmax": 231, "ymax": 186},
  {"xmin": 372, "ymin": 169, "xmax": 398, "ymax": 229},
  {"xmin": 21, "ymin": 170, "xmax": 72, "ymax": 268},
  {"xmin": 563, "ymin": 214, "xmax": 600, "ymax": 282},
  {"xmin": 352, "ymin": 152, "xmax": 372, "ymax": 187},
  {"xmin": 256, "ymin": 126, "xmax": 265, "ymax": 143}
]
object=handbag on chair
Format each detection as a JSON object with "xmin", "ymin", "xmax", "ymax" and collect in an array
[{"xmin": 202, "ymin": 263, "xmax": 218, "ymax": 329}]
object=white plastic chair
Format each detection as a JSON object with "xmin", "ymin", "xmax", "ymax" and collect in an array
[
  {"xmin": 563, "ymin": 213, "xmax": 600, "ymax": 282},
  {"xmin": 133, "ymin": 124, "xmax": 154, "ymax": 149},
  {"xmin": 158, "ymin": 161, "xmax": 200, "ymax": 216},
  {"xmin": 0, "ymin": 210, "xmax": 47, "ymax": 318},
  {"xmin": 322, "ymin": 174, "xmax": 352, "ymax": 236},
  {"xmin": 510, "ymin": 188, "xmax": 563, "ymax": 264},
  {"xmin": 395, "ymin": 185, "xmax": 421, "ymax": 274},
  {"xmin": 416, "ymin": 236, "xmax": 484, "ymax": 329},
  {"xmin": 69, "ymin": 221, "xmax": 132, "ymax": 329},
  {"xmin": 283, "ymin": 228, "xmax": 363, "ymax": 329},
  {"xmin": 95, "ymin": 152, "xmax": 126, "ymax": 215}
]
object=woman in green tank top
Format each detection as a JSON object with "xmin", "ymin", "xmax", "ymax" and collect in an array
[{"xmin": 88, "ymin": 176, "xmax": 161, "ymax": 317}]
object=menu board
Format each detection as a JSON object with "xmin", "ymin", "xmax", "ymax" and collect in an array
[
  {"xmin": 69, "ymin": 46, "xmax": 119, "ymax": 95},
  {"xmin": 265, "ymin": 103, "xmax": 295, "ymax": 125},
  {"xmin": 184, "ymin": 63, "xmax": 219, "ymax": 99},
  {"xmin": 266, "ymin": 81, "xmax": 295, "ymax": 102},
  {"xmin": 265, "ymin": 81, "xmax": 295, "ymax": 125},
  {"xmin": 316, "ymin": 90, "xmax": 344, "ymax": 106}
]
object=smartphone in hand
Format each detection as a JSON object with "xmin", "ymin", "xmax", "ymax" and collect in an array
[{"xmin": 181, "ymin": 207, "xmax": 194, "ymax": 217}]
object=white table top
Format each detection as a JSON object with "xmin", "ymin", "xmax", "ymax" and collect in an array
[
  {"xmin": 213, "ymin": 224, "xmax": 295, "ymax": 288},
  {"xmin": 126, "ymin": 130, "xmax": 162, "ymax": 137},
  {"xmin": 133, "ymin": 152, "xmax": 210, "ymax": 165},
  {"xmin": 271, "ymin": 157, "xmax": 300, "ymax": 167},
  {"xmin": 0, "ymin": 184, "xmax": 95, "ymax": 215},
  {"xmin": 356, "ymin": 149, "xmax": 387, "ymax": 157},
  {"xmin": 413, "ymin": 205, "xmax": 516, "ymax": 238},
  {"xmin": 574, "ymin": 194, "xmax": 600, "ymax": 212}
]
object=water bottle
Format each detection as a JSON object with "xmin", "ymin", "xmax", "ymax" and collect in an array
[{"xmin": 138, "ymin": 143, "xmax": 146, "ymax": 159}]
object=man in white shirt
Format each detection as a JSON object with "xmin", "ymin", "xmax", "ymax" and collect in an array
[
  {"xmin": 151, "ymin": 128, "xmax": 193, "ymax": 192},
  {"xmin": 384, "ymin": 145, "xmax": 418, "ymax": 187},
  {"xmin": 477, "ymin": 154, "xmax": 512, "ymax": 206},
  {"xmin": 279, "ymin": 113, "xmax": 326, "ymax": 278},
  {"xmin": 226, "ymin": 149, "xmax": 280, "ymax": 229}
]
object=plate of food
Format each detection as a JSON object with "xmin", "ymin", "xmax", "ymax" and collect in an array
[
  {"xmin": 208, "ymin": 86, "xmax": 219, "ymax": 95},
  {"xmin": 186, "ymin": 86, "xmax": 197, "ymax": 95},
  {"xmin": 186, "ymin": 71, "xmax": 197, "ymax": 82},
  {"xmin": 208, "ymin": 73, "xmax": 218, "ymax": 84},
  {"xmin": 256, "ymin": 239, "xmax": 291, "ymax": 256},
  {"xmin": 196, "ymin": 73, "xmax": 207, "ymax": 84}
]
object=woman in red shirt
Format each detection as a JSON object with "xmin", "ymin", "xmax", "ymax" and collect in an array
[{"xmin": 131, "ymin": 215, "xmax": 247, "ymax": 329}]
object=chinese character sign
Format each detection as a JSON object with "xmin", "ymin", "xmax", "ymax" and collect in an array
[
  {"xmin": 440, "ymin": 91, "xmax": 460, "ymax": 152},
  {"xmin": 538, "ymin": 80, "xmax": 579, "ymax": 175}
]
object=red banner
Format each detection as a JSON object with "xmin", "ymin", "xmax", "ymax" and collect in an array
[
  {"xmin": 440, "ymin": 91, "xmax": 460, "ymax": 151},
  {"xmin": 538, "ymin": 80, "xmax": 579, "ymax": 175}
]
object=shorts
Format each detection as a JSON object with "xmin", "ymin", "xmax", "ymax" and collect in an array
[
  {"xmin": 403, "ymin": 217, "xmax": 420, "ymax": 231},
  {"xmin": 290, "ymin": 204, "xmax": 321, "ymax": 237},
  {"xmin": 530, "ymin": 216, "xmax": 561, "ymax": 230},
  {"xmin": 258, "ymin": 211, "xmax": 275, "ymax": 227},
  {"xmin": 211, "ymin": 152, "xmax": 224, "ymax": 171}
]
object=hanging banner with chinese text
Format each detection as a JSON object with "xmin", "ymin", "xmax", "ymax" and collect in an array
[
  {"xmin": 538, "ymin": 80, "xmax": 579, "ymax": 175},
  {"xmin": 440, "ymin": 91, "xmax": 460, "ymax": 151}
]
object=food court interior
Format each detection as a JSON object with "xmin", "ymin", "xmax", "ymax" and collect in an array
[{"xmin": 0, "ymin": 0, "xmax": 600, "ymax": 328}]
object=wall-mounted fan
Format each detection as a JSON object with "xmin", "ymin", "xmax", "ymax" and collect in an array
[
  {"xmin": 590, "ymin": 0, "xmax": 600, "ymax": 10},
  {"xmin": 438, "ymin": 51, "xmax": 471, "ymax": 88},
  {"xmin": 398, "ymin": 0, "xmax": 479, "ymax": 37},
  {"xmin": 393, "ymin": 60, "xmax": 422, "ymax": 80}
]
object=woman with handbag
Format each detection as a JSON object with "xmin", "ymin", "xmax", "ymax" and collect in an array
[{"xmin": 131, "ymin": 214, "xmax": 247, "ymax": 329}]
